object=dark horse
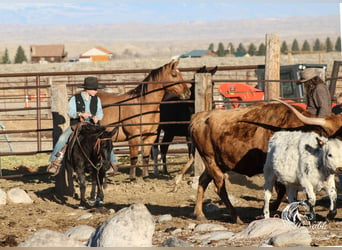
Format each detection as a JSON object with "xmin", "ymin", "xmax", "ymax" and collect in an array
[
  {"xmin": 64, "ymin": 123, "xmax": 117, "ymax": 208},
  {"xmin": 98, "ymin": 60, "xmax": 190, "ymax": 180},
  {"xmin": 151, "ymin": 66, "xmax": 217, "ymax": 175}
]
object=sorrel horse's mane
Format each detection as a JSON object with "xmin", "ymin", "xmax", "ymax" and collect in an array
[{"xmin": 127, "ymin": 65, "xmax": 164, "ymax": 96}]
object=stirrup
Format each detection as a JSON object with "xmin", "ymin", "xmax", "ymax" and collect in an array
[{"xmin": 47, "ymin": 159, "xmax": 62, "ymax": 176}]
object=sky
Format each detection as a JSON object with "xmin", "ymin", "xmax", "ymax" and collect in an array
[{"xmin": 0, "ymin": 0, "xmax": 339, "ymax": 25}]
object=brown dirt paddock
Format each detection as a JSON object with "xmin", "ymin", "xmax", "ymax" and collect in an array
[{"xmin": 0, "ymin": 154, "xmax": 342, "ymax": 247}]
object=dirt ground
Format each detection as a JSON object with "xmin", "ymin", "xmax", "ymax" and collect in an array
[{"xmin": 1, "ymin": 154, "xmax": 342, "ymax": 247}]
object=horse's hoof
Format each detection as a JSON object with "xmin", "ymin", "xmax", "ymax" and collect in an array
[
  {"xmin": 88, "ymin": 199, "xmax": 96, "ymax": 207},
  {"xmin": 129, "ymin": 177, "xmax": 137, "ymax": 182},
  {"xmin": 327, "ymin": 210, "xmax": 337, "ymax": 221},
  {"xmin": 142, "ymin": 176, "xmax": 151, "ymax": 182},
  {"xmin": 52, "ymin": 194, "xmax": 66, "ymax": 204},
  {"xmin": 95, "ymin": 200, "xmax": 104, "ymax": 207}
]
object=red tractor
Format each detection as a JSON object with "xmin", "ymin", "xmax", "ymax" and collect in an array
[{"xmin": 216, "ymin": 64, "xmax": 327, "ymax": 110}]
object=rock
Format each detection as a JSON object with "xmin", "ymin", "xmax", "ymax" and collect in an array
[
  {"xmin": 64, "ymin": 225, "xmax": 96, "ymax": 242},
  {"xmin": 269, "ymin": 227, "xmax": 312, "ymax": 247},
  {"xmin": 0, "ymin": 188, "xmax": 7, "ymax": 205},
  {"xmin": 157, "ymin": 214, "xmax": 172, "ymax": 223},
  {"xmin": 208, "ymin": 231, "xmax": 235, "ymax": 241},
  {"xmin": 18, "ymin": 229, "xmax": 85, "ymax": 247},
  {"xmin": 161, "ymin": 237, "xmax": 192, "ymax": 247},
  {"xmin": 193, "ymin": 223, "xmax": 227, "ymax": 232},
  {"xmin": 7, "ymin": 187, "xmax": 33, "ymax": 204},
  {"xmin": 88, "ymin": 203, "xmax": 155, "ymax": 247},
  {"xmin": 190, "ymin": 231, "xmax": 234, "ymax": 241},
  {"xmin": 76, "ymin": 213, "xmax": 93, "ymax": 220},
  {"xmin": 232, "ymin": 218, "xmax": 297, "ymax": 239}
]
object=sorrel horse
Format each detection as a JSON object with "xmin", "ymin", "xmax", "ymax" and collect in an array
[
  {"xmin": 64, "ymin": 123, "xmax": 117, "ymax": 208},
  {"xmin": 97, "ymin": 60, "xmax": 191, "ymax": 180},
  {"xmin": 151, "ymin": 66, "xmax": 217, "ymax": 176}
]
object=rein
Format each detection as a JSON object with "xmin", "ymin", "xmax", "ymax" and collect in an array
[
  {"xmin": 75, "ymin": 132, "xmax": 111, "ymax": 199},
  {"xmin": 76, "ymin": 132, "xmax": 111, "ymax": 170}
]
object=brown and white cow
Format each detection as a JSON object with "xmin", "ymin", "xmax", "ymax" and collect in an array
[{"xmin": 189, "ymin": 99, "xmax": 342, "ymax": 224}]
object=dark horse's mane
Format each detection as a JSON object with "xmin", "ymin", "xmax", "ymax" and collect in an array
[
  {"xmin": 127, "ymin": 65, "xmax": 163, "ymax": 96},
  {"xmin": 79, "ymin": 124, "xmax": 106, "ymax": 135}
]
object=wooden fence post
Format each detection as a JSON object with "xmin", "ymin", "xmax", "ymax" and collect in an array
[
  {"xmin": 264, "ymin": 34, "xmax": 280, "ymax": 100},
  {"xmin": 50, "ymin": 79, "xmax": 74, "ymax": 197},
  {"xmin": 51, "ymin": 78, "xmax": 69, "ymax": 146},
  {"xmin": 194, "ymin": 73, "xmax": 212, "ymax": 176}
]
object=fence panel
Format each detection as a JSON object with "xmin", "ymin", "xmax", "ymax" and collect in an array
[{"xmin": 0, "ymin": 65, "xmax": 264, "ymax": 176}]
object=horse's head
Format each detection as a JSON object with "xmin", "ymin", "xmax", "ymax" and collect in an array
[
  {"xmin": 96, "ymin": 127, "xmax": 118, "ymax": 170},
  {"xmin": 156, "ymin": 60, "xmax": 191, "ymax": 100}
]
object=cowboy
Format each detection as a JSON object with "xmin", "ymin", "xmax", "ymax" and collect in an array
[
  {"xmin": 47, "ymin": 76, "xmax": 117, "ymax": 174},
  {"xmin": 299, "ymin": 68, "xmax": 331, "ymax": 118}
]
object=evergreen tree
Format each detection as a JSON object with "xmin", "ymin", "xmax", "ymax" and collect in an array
[
  {"xmin": 280, "ymin": 41, "xmax": 288, "ymax": 54},
  {"xmin": 208, "ymin": 43, "xmax": 214, "ymax": 52},
  {"xmin": 247, "ymin": 43, "xmax": 257, "ymax": 56},
  {"xmin": 227, "ymin": 42, "xmax": 235, "ymax": 55},
  {"xmin": 313, "ymin": 38, "xmax": 322, "ymax": 51},
  {"xmin": 291, "ymin": 39, "xmax": 300, "ymax": 53},
  {"xmin": 14, "ymin": 46, "xmax": 28, "ymax": 64},
  {"xmin": 335, "ymin": 36, "xmax": 341, "ymax": 52},
  {"xmin": 236, "ymin": 43, "xmax": 246, "ymax": 54},
  {"xmin": 216, "ymin": 42, "xmax": 225, "ymax": 57},
  {"xmin": 325, "ymin": 37, "xmax": 333, "ymax": 52},
  {"xmin": 2, "ymin": 48, "xmax": 11, "ymax": 64},
  {"xmin": 257, "ymin": 43, "xmax": 266, "ymax": 56},
  {"xmin": 301, "ymin": 40, "xmax": 311, "ymax": 52}
]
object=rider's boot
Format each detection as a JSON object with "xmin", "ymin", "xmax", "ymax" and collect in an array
[{"xmin": 47, "ymin": 146, "xmax": 67, "ymax": 176}]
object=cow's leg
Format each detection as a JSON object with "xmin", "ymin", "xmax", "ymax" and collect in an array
[
  {"xmin": 270, "ymin": 181, "xmax": 286, "ymax": 211},
  {"xmin": 160, "ymin": 132, "xmax": 174, "ymax": 175},
  {"xmin": 194, "ymin": 169, "xmax": 212, "ymax": 220},
  {"xmin": 212, "ymin": 171, "xmax": 242, "ymax": 224},
  {"xmin": 263, "ymin": 168, "xmax": 275, "ymax": 219},
  {"xmin": 302, "ymin": 182, "xmax": 316, "ymax": 222},
  {"xmin": 286, "ymin": 186, "xmax": 298, "ymax": 203},
  {"xmin": 324, "ymin": 174, "xmax": 337, "ymax": 220}
]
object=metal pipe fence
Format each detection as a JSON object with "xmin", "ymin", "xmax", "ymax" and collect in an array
[{"xmin": 0, "ymin": 64, "xmax": 263, "ymax": 175}]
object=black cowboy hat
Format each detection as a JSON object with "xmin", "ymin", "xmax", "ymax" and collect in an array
[{"xmin": 78, "ymin": 76, "xmax": 105, "ymax": 90}]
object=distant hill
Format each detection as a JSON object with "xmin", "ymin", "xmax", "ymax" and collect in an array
[{"xmin": 0, "ymin": 15, "xmax": 339, "ymax": 59}]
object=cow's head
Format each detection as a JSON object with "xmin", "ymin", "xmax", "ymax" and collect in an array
[{"xmin": 273, "ymin": 99, "xmax": 342, "ymax": 137}]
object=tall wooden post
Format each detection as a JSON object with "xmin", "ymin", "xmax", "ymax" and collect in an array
[
  {"xmin": 194, "ymin": 73, "xmax": 212, "ymax": 176},
  {"xmin": 264, "ymin": 34, "xmax": 280, "ymax": 100},
  {"xmin": 51, "ymin": 79, "xmax": 69, "ymax": 146},
  {"xmin": 50, "ymin": 80, "xmax": 74, "ymax": 197}
]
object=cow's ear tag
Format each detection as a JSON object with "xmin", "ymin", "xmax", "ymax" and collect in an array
[{"xmin": 316, "ymin": 138, "xmax": 324, "ymax": 148}]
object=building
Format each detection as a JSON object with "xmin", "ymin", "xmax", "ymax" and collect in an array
[
  {"xmin": 179, "ymin": 50, "xmax": 217, "ymax": 58},
  {"xmin": 30, "ymin": 44, "xmax": 66, "ymax": 63},
  {"xmin": 79, "ymin": 47, "xmax": 113, "ymax": 62}
]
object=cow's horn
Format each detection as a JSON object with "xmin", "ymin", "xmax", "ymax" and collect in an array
[{"xmin": 272, "ymin": 99, "xmax": 326, "ymax": 127}]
